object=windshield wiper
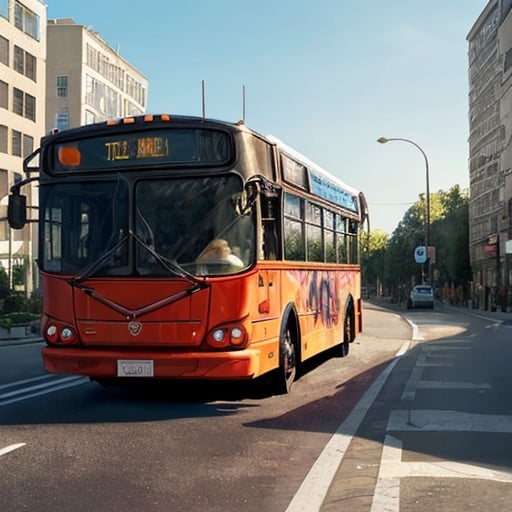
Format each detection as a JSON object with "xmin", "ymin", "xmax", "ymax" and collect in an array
[
  {"xmin": 69, "ymin": 230, "xmax": 209, "ymax": 320},
  {"xmin": 130, "ymin": 230, "xmax": 208, "ymax": 288},
  {"xmin": 70, "ymin": 234, "xmax": 129, "ymax": 286}
]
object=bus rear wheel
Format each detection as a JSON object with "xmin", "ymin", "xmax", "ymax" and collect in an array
[
  {"xmin": 334, "ymin": 306, "xmax": 353, "ymax": 358},
  {"xmin": 271, "ymin": 324, "xmax": 297, "ymax": 395}
]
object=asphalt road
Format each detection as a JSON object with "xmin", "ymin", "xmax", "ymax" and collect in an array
[{"xmin": 1, "ymin": 302, "xmax": 511, "ymax": 511}]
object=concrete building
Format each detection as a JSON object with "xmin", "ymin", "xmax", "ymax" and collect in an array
[
  {"xmin": 467, "ymin": 0, "xmax": 512, "ymax": 310},
  {"xmin": 46, "ymin": 18, "xmax": 148, "ymax": 131},
  {"xmin": 0, "ymin": 0, "xmax": 46, "ymax": 294}
]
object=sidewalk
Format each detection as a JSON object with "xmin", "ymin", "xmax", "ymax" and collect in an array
[{"xmin": 0, "ymin": 324, "xmax": 42, "ymax": 346}]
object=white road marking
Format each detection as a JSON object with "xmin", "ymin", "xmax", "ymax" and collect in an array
[
  {"xmin": 405, "ymin": 319, "xmax": 423, "ymax": 341},
  {"xmin": 387, "ymin": 410, "xmax": 512, "ymax": 432},
  {"xmin": 0, "ymin": 376, "xmax": 88, "ymax": 406},
  {"xmin": 370, "ymin": 435, "xmax": 401, "ymax": 512},
  {"xmin": 416, "ymin": 354, "xmax": 453, "ymax": 367},
  {"xmin": 0, "ymin": 374, "xmax": 55, "ymax": 391},
  {"xmin": 284, "ymin": 341, "xmax": 411, "ymax": 512},
  {"xmin": 371, "ymin": 435, "xmax": 512, "ymax": 512},
  {"xmin": 401, "ymin": 348, "xmax": 478, "ymax": 400},
  {"xmin": 0, "ymin": 443, "xmax": 25, "ymax": 457},
  {"xmin": 401, "ymin": 366, "xmax": 424, "ymax": 400},
  {"xmin": 416, "ymin": 381, "xmax": 491, "ymax": 390}
]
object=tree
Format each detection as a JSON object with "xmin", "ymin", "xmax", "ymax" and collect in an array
[
  {"xmin": 361, "ymin": 229, "xmax": 387, "ymax": 294},
  {"xmin": 430, "ymin": 186, "xmax": 471, "ymax": 292},
  {"xmin": 363, "ymin": 185, "xmax": 471, "ymax": 301},
  {"xmin": 0, "ymin": 266, "xmax": 8, "ymax": 298}
]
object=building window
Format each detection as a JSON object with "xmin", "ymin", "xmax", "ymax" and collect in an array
[
  {"xmin": 505, "ymin": 48, "xmax": 512, "ymax": 74},
  {"xmin": 14, "ymin": 45, "xmax": 23, "ymax": 73},
  {"xmin": 56, "ymin": 108, "xmax": 69, "ymax": 130},
  {"xmin": 13, "ymin": 45, "xmax": 36, "ymax": 81},
  {"xmin": 0, "ymin": 0, "xmax": 8, "ymax": 19},
  {"xmin": 24, "ymin": 93, "xmax": 35, "ymax": 121},
  {"xmin": 13, "ymin": 88, "xmax": 23, "ymax": 115},
  {"xmin": 23, "ymin": 134, "xmax": 33, "ymax": 157},
  {"xmin": 0, "ymin": 35, "xmax": 8, "ymax": 66},
  {"xmin": 12, "ymin": 130, "xmax": 22, "ymax": 157},
  {"xmin": 84, "ymin": 110, "xmax": 96, "ymax": 125},
  {"xmin": 14, "ymin": 1, "xmax": 40, "ymax": 41},
  {"xmin": 25, "ymin": 52, "xmax": 36, "ymax": 81},
  {"xmin": 0, "ymin": 80, "xmax": 7, "ymax": 109},
  {"xmin": 56, "ymin": 76, "xmax": 68, "ymax": 97},
  {"xmin": 0, "ymin": 125, "xmax": 7, "ymax": 153},
  {"xmin": 12, "ymin": 88, "xmax": 36, "ymax": 121}
]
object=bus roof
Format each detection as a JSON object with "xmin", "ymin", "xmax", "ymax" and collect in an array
[{"xmin": 266, "ymin": 135, "xmax": 361, "ymax": 198}]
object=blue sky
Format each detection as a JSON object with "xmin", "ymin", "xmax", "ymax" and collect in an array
[{"xmin": 47, "ymin": 0, "xmax": 487, "ymax": 234}]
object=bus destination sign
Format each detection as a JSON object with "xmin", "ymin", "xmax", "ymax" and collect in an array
[
  {"xmin": 105, "ymin": 136, "xmax": 169, "ymax": 161},
  {"xmin": 51, "ymin": 128, "xmax": 230, "ymax": 172}
]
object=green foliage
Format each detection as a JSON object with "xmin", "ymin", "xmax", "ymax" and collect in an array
[
  {"xmin": 361, "ymin": 229, "xmax": 388, "ymax": 289},
  {"xmin": 362, "ymin": 185, "xmax": 471, "ymax": 300},
  {"xmin": 0, "ymin": 266, "xmax": 8, "ymax": 298},
  {"xmin": 0, "ymin": 312, "xmax": 39, "ymax": 325},
  {"xmin": 0, "ymin": 288, "xmax": 42, "ymax": 316},
  {"xmin": 3, "ymin": 291, "xmax": 27, "ymax": 313},
  {"xmin": 0, "ymin": 317, "xmax": 12, "ymax": 330}
]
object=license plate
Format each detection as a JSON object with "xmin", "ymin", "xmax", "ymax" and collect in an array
[{"xmin": 117, "ymin": 359, "xmax": 154, "ymax": 377}]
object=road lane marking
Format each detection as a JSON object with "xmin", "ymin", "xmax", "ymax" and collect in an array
[
  {"xmin": 371, "ymin": 435, "xmax": 512, "ymax": 512},
  {"xmin": 401, "ymin": 366, "xmax": 424, "ymax": 400},
  {"xmin": 387, "ymin": 410, "xmax": 512, "ymax": 432},
  {"xmin": 284, "ymin": 340, "xmax": 411, "ymax": 512},
  {"xmin": 0, "ymin": 376, "xmax": 88, "ymax": 406},
  {"xmin": 416, "ymin": 354, "xmax": 453, "ymax": 367},
  {"xmin": 0, "ymin": 374, "xmax": 57, "ymax": 391},
  {"xmin": 405, "ymin": 319, "xmax": 423, "ymax": 341},
  {"xmin": 0, "ymin": 443, "xmax": 25, "ymax": 457},
  {"xmin": 416, "ymin": 381, "xmax": 491, "ymax": 390}
]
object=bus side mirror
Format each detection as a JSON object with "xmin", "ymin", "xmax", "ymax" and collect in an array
[{"xmin": 7, "ymin": 193, "xmax": 27, "ymax": 229}]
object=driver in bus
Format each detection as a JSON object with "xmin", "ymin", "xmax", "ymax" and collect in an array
[{"xmin": 196, "ymin": 238, "xmax": 244, "ymax": 268}]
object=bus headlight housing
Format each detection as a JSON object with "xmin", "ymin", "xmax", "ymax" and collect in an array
[
  {"xmin": 207, "ymin": 323, "xmax": 248, "ymax": 349},
  {"xmin": 44, "ymin": 320, "xmax": 78, "ymax": 345}
]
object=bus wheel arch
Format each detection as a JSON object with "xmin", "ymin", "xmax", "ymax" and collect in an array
[{"xmin": 271, "ymin": 303, "xmax": 300, "ymax": 395}]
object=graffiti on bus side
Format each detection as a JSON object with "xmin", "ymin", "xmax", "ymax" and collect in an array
[{"xmin": 287, "ymin": 270, "xmax": 355, "ymax": 327}]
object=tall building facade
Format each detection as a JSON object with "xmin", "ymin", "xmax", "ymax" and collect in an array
[
  {"xmin": 0, "ymin": 0, "xmax": 46, "ymax": 294},
  {"xmin": 46, "ymin": 18, "xmax": 148, "ymax": 132},
  {"xmin": 468, "ymin": 0, "xmax": 512, "ymax": 309}
]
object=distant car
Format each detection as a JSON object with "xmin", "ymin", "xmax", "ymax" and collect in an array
[{"xmin": 408, "ymin": 285, "xmax": 434, "ymax": 309}]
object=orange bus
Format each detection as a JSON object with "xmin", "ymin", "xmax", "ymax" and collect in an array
[{"xmin": 8, "ymin": 114, "xmax": 367, "ymax": 394}]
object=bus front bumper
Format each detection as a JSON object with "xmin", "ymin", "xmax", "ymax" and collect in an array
[{"xmin": 42, "ymin": 346, "xmax": 266, "ymax": 380}]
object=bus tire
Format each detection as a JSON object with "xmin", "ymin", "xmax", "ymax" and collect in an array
[
  {"xmin": 271, "ymin": 311, "xmax": 298, "ymax": 395},
  {"xmin": 334, "ymin": 301, "xmax": 353, "ymax": 358}
]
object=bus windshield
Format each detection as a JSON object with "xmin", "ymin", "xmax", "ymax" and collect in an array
[{"xmin": 41, "ymin": 174, "xmax": 255, "ymax": 277}]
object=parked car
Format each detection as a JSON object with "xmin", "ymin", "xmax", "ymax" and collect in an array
[{"xmin": 408, "ymin": 285, "xmax": 434, "ymax": 309}]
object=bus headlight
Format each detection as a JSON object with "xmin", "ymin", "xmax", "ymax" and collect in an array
[
  {"xmin": 46, "ymin": 325, "xmax": 58, "ymax": 343},
  {"xmin": 44, "ymin": 321, "xmax": 78, "ymax": 345},
  {"xmin": 60, "ymin": 327, "xmax": 76, "ymax": 343},
  {"xmin": 230, "ymin": 327, "xmax": 244, "ymax": 346},
  {"xmin": 212, "ymin": 329, "xmax": 226, "ymax": 343},
  {"xmin": 207, "ymin": 324, "xmax": 248, "ymax": 349}
]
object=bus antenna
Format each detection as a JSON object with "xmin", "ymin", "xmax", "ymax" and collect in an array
[
  {"xmin": 237, "ymin": 85, "xmax": 246, "ymax": 125},
  {"xmin": 201, "ymin": 80, "xmax": 206, "ymax": 121},
  {"xmin": 242, "ymin": 85, "xmax": 246, "ymax": 124}
]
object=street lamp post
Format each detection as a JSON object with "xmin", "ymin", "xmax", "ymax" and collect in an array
[{"xmin": 377, "ymin": 137, "xmax": 431, "ymax": 284}]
